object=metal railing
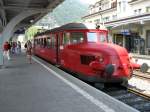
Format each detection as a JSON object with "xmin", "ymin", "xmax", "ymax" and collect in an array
[{"xmin": 130, "ymin": 49, "xmax": 150, "ymax": 56}]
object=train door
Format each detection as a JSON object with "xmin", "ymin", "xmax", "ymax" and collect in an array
[
  {"xmin": 56, "ymin": 33, "xmax": 61, "ymax": 64},
  {"xmin": 59, "ymin": 32, "xmax": 71, "ymax": 66},
  {"xmin": 48, "ymin": 34, "xmax": 57, "ymax": 63}
]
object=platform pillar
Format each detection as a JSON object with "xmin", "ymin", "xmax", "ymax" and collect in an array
[
  {"xmin": 0, "ymin": 33, "xmax": 3, "ymax": 67},
  {"xmin": 0, "ymin": 10, "xmax": 43, "ymax": 66}
]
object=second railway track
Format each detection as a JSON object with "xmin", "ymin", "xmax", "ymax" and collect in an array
[
  {"xmin": 133, "ymin": 70, "xmax": 150, "ymax": 80},
  {"xmin": 97, "ymin": 70, "xmax": 150, "ymax": 112},
  {"xmin": 96, "ymin": 84, "xmax": 150, "ymax": 112}
]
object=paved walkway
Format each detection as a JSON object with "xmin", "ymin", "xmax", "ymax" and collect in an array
[{"xmin": 0, "ymin": 53, "xmax": 139, "ymax": 112}]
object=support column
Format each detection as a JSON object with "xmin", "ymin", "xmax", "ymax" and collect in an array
[
  {"xmin": 0, "ymin": 10, "xmax": 42, "ymax": 66},
  {"xmin": 0, "ymin": 33, "xmax": 3, "ymax": 67}
]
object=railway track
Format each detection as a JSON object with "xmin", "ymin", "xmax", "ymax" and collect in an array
[
  {"xmin": 95, "ymin": 70, "xmax": 150, "ymax": 112},
  {"xmin": 129, "ymin": 70, "xmax": 150, "ymax": 98},
  {"xmin": 96, "ymin": 84, "xmax": 150, "ymax": 112},
  {"xmin": 128, "ymin": 87, "xmax": 150, "ymax": 101},
  {"xmin": 133, "ymin": 70, "xmax": 150, "ymax": 80}
]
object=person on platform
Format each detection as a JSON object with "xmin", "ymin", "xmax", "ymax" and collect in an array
[
  {"xmin": 3, "ymin": 41, "xmax": 11, "ymax": 60},
  {"xmin": 25, "ymin": 40, "xmax": 32, "ymax": 64},
  {"xmin": 12, "ymin": 41, "xmax": 17, "ymax": 54},
  {"xmin": 17, "ymin": 41, "xmax": 21, "ymax": 54}
]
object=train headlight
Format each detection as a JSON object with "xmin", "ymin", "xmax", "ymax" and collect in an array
[
  {"xmin": 95, "ymin": 55, "xmax": 104, "ymax": 63},
  {"xmin": 99, "ymin": 57, "xmax": 104, "ymax": 63}
]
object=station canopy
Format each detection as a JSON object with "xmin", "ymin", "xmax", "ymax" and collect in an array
[{"xmin": 0, "ymin": 0, "xmax": 64, "ymax": 32}]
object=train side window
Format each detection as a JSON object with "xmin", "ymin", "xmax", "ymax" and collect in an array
[
  {"xmin": 99, "ymin": 33, "xmax": 106, "ymax": 42},
  {"xmin": 63, "ymin": 33, "xmax": 70, "ymax": 45},
  {"xmin": 43, "ymin": 38, "xmax": 47, "ymax": 47},
  {"xmin": 70, "ymin": 32, "xmax": 84, "ymax": 44},
  {"xmin": 87, "ymin": 32, "xmax": 97, "ymax": 42},
  {"xmin": 39, "ymin": 39, "xmax": 41, "ymax": 45},
  {"xmin": 51, "ymin": 34, "xmax": 56, "ymax": 48},
  {"xmin": 36, "ymin": 39, "xmax": 38, "ymax": 45},
  {"xmin": 34, "ymin": 39, "xmax": 37, "ymax": 45},
  {"xmin": 40, "ymin": 38, "xmax": 43, "ymax": 47},
  {"xmin": 37, "ymin": 39, "xmax": 40, "ymax": 45},
  {"xmin": 47, "ymin": 37, "xmax": 51, "ymax": 48},
  {"xmin": 41, "ymin": 38, "xmax": 44, "ymax": 47}
]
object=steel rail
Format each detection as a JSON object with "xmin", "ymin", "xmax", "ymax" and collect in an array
[
  {"xmin": 128, "ymin": 87, "xmax": 150, "ymax": 100},
  {"xmin": 133, "ymin": 71, "xmax": 150, "ymax": 80}
]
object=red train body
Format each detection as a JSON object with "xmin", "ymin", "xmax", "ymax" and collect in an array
[{"xmin": 33, "ymin": 23, "xmax": 139, "ymax": 84}]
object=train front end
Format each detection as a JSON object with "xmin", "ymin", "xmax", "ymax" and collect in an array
[
  {"xmin": 88, "ymin": 43, "xmax": 132, "ymax": 83},
  {"xmin": 82, "ymin": 28, "xmax": 133, "ymax": 84}
]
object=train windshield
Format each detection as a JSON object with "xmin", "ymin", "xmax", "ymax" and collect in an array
[
  {"xmin": 99, "ymin": 33, "xmax": 107, "ymax": 42},
  {"xmin": 63, "ymin": 32, "xmax": 84, "ymax": 45},
  {"xmin": 87, "ymin": 32, "xmax": 97, "ymax": 42},
  {"xmin": 70, "ymin": 32, "xmax": 84, "ymax": 43},
  {"xmin": 87, "ymin": 32, "xmax": 107, "ymax": 43}
]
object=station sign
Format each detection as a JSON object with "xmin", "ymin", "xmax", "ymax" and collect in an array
[{"xmin": 120, "ymin": 29, "xmax": 130, "ymax": 35}]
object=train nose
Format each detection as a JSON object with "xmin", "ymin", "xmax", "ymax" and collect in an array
[{"xmin": 105, "ymin": 64, "xmax": 115, "ymax": 77}]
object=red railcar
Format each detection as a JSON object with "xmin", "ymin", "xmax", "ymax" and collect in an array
[{"xmin": 33, "ymin": 23, "xmax": 141, "ymax": 84}]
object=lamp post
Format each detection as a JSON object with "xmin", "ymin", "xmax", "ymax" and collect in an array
[{"xmin": 99, "ymin": 12, "xmax": 104, "ymax": 26}]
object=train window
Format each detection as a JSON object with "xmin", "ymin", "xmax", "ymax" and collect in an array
[
  {"xmin": 43, "ymin": 38, "xmax": 47, "ymax": 47},
  {"xmin": 80, "ymin": 55, "xmax": 95, "ymax": 65},
  {"xmin": 63, "ymin": 33, "xmax": 70, "ymax": 45},
  {"xmin": 39, "ymin": 39, "xmax": 41, "ymax": 45},
  {"xmin": 87, "ymin": 32, "xmax": 97, "ymax": 42},
  {"xmin": 40, "ymin": 39, "xmax": 43, "ymax": 46},
  {"xmin": 37, "ymin": 39, "xmax": 40, "ymax": 45},
  {"xmin": 51, "ymin": 35, "xmax": 56, "ymax": 48},
  {"xmin": 47, "ymin": 37, "xmax": 51, "ymax": 48},
  {"xmin": 34, "ymin": 39, "xmax": 38, "ymax": 45},
  {"xmin": 70, "ymin": 32, "xmax": 84, "ymax": 44},
  {"xmin": 99, "ymin": 33, "xmax": 106, "ymax": 42},
  {"xmin": 41, "ymin": 38, "xmax": 44, "ymax": 47}
]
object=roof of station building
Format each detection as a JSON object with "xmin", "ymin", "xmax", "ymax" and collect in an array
[{"xmin": 0, "ymin": 0, "xmax": 64, "ymax": 31}]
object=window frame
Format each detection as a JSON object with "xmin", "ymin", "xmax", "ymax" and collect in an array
[{"xmin": 62, "ymin": 31, "xmax": 85, "ymax": 45}]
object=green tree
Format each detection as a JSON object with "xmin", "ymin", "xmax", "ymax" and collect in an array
[{"xmin": 25, "ymin": 26, "xmax": 39, "ymax": 40}]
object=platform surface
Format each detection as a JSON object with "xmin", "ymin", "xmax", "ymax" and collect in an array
[{"xmin": 0, "ymin": 53, "xmax": 139, "ymax": 112}]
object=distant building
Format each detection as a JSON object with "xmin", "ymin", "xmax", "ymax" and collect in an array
[{"xmin": 82, "ymin": 0, "xmax": 150, "ymax": 55}]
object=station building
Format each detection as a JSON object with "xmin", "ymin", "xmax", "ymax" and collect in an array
[{"xmin": 82, "ymin": 0, "xmax": 150, "ymax": 55}]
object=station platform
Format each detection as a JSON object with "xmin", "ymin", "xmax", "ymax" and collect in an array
[{"xmin": 0, "ymin": 53, "xmax": 139, "ymax": 112}]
